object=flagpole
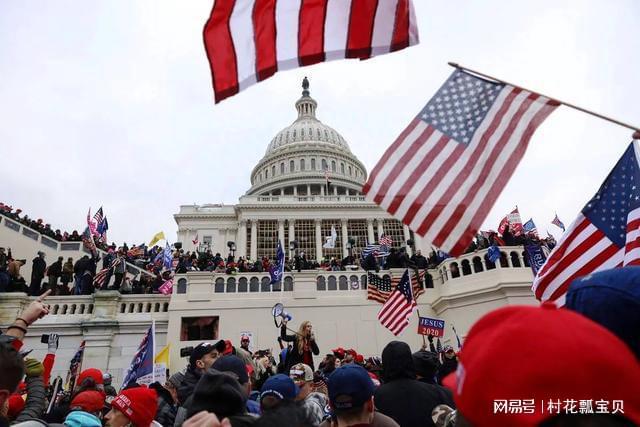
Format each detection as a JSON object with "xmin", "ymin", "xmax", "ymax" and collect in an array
[
  {"xmin": 448, "ymin": 62, "xmax": 640, "ymax": 134},
  {"xmin": 152, "ymin": 320, "xmax": 156, "ymax": 383}
]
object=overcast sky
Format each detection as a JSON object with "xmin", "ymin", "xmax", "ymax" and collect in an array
[{"xmin": 1, "ymin": 1, "xmax": 639, "ymax": 247}]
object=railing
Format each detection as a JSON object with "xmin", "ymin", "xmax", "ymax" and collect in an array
[
  {"xmin": 315, "ymin": 271, "xmax": 371, "ymax": 291},
  {"xmin": 118, "ymin": 294, "xmax": 171, "ymax": 314},
  {"xmin": 240, "ymin": 195, "xmax": 368, "ymax": 204},
  {"xmin": 49, "ymin": 297, "xmax": 95, "ymax": 316},
  {"xmin": 0, "ymin": 216, "xmax": 152, "ymax": 277},
  {"xmin": 436, "ymin": 246, "xmax": 532, "ymax": 284}
]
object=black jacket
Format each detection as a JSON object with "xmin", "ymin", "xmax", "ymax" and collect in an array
[
  {"xmin": 280, "ymin": 325, "xmax": 319, "ymax": 373},
  {"xmin": 31, "ymin": 257, "xmax": 46, "ymax": 279},
  {"xmin": 47, "ymin": 260, "xmax": 63, "ymax": 277},
  {"xmin": 149, "ymin": 382, "xmax": 177, "ymax": 426},
  {"xmin": 374, "ymin": 341, "xmax": 455, "ymax": 427},
  {"xmin": 177, "ymin": 368, "xmax": 201, "ymax": 406}
]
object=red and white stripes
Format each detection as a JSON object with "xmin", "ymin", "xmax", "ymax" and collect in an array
[
  {"xmin": 364, "ymin": 84, "xmax": 558, "ymax": 257},
  {"xmin": 203, "ymin": 0, "xmax": 419, "ymax": 103}
]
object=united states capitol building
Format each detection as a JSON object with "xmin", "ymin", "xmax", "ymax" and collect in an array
[{"xmin": 0, "ymin": 80, "xmax": 537, "ymax": 387}]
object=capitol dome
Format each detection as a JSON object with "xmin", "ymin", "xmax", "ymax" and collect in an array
[{"xmin": 248, "ymin": 78, "xmax": 367, "ymax": 197}]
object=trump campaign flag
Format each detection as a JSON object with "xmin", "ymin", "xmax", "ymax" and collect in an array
[
  {"xmin": 363, "ymin": 69, "xmax": 558, "ymax": 256},
  {"xmin": 122, "ymin": 323, "xmax": 155, "ymax": 387},
  {"xmin": 269, "ymin": 240, "xmax": 285, "ymax": 284},
  {"xmin": 203, "ymin": 0, "xmax": 419, "ymax": 103},
  {"xmin": 533, "ymin": 141, "xmax": 640, "ymax": 306}
]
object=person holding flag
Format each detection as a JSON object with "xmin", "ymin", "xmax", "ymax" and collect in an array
[
  {"xmin": 269, "ymin": 241, "xmax": 285, "ymax": 286},
  {"xmin": 122, "ymin": 323, "xmax": 155, "ymax": 388}
]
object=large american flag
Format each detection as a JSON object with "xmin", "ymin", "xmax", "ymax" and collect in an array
[
  {"xmin": 363, "ymin": 69, "xmax": 558, "ymax": 256},
  {"xmin": 203, "ymin": 0, "xmax": 419, "ymax": 103},
  {"xmin": 379, "ymin": 234, "xmax": 393, "ymax": 247},
  {"xmin": 93, "ymin": 258, "xmax": 121, "ymax": 288},
  {"xmin": 533, "ymin": 142, "xmax": 640, "ymax": 306},
  {"xmin": 368, "ymin": 270, "xmax": 424, "ymax": 303},
  {"xmin": 377, "ymin": 269, "xmax": 416, "ymax": 335}
]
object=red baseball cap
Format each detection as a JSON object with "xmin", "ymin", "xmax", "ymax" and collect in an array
[
  {"xmin": 223, "ymin": 340, "xmax": 234, "ymax": 355},
  {"xmin": 443, "ymin": 303, "xmax": 640, "ymax": 426}
]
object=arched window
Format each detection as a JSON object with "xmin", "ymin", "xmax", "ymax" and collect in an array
[
  {"xmin": 472, "ymin": 256, "xmax": 484, "ymax": 273},
  {"xmin": 271, "ymin": 165, "xmax": 275, "ymax": 177},
  {"xmin": 280, "ymin": 162, "xmax": 284, "ymax": 174},
  {"xmin": 321, "ymin": 159, "xmax": 327, "ymax": 170},
  {"xmin": 265, "ymin": 168, "xmax": 269, "ymax": 178},
  {"xmin": 341, "ymin": 163, "xmax": 345, "ymax": 174},
  {"xmin": 510, "ymin": 252, "xmax": 521, "ymax": 267},
  {"xmin": 311, "ymin": 159, "xmax": 316, "ymax": 170},
  {"xmin": 331, "ymin": 160, "xmax": 336, "ymax": 172},
  {"xmin": 461, "ymin": 259, "xmax": 472, "ymax": 276},
  {"xmin": 450, "ymin": 262, "xmax": 460, "ymax": 278},
  {"xmin": 290, "ymin": 160, "xmax": 295, "ymax": 171},
  {"xmin": 348, "ymin": 165, "xmax": 352, "ymax": 176},
  {"xmin": 300, "ymin": 159, "xmax": 305, "ymax": 171}
]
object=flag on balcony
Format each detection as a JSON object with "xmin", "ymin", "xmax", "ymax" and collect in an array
[
  {"xmin": 487, "ymin": 245, "xmax": 501, "ymax": 263},
  {"xmin": 93, "ymin": 258, "xmax": 121, "ymax": 288},
  {"xmin": 270, "ymin": 240, "xmax": 285, "ymax": 284},
  {"xmin": 524, "ymin": 244, "xmax": 547, "ymax": 275},
  {"xmin": 192, "ymin": 234, "xmax": 199, "ymax": 246},
  {"xmin": 377, "ymin": 269, "xmax": 416, "ymax": 335},
  {"xmin": 323, "ymin": 225, "xmax": 338, "ymax": 249},
  {"xmin": 162, "ymin": 243, "xmax": 173, "ymax": 270},
  {"xmin": 81, "ymin": 226, "xmax": 96, "ymax": 255},
  {"xmin": 203, "ymin": 0, "xmax": 420, "ymax": 103},
  {"xmin": 523, "ymin": 218, "xmax": 538, "ymax": 236},
  {"xmin": 158, "ymin": 278, "xmax": 173, "ymax": 295},
  {"xmin": 379, "ymin": 234, "xmax": 393, "ymax": 247},
  {"xmin": 367, "ymin": 271, "xmax": 425, "ymax": 303},
  {"xmin": 362, "ymin": 244, "xmax": 390, "ymax": 259},
  {"xmin": 122, "ymin": 323, "xmax": 155, "ymax": 388}
]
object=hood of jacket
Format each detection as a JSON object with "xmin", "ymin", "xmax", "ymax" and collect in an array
[{"xmin": 381, "ymin": 341, "xmax": 415, "ymax": 382}]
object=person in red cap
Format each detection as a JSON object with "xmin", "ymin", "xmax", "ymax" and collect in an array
[
  {"xmin": 442, "ymin": 303, "xmax": 640, "ymax": 426},
  {"xmin": 77, "ymin": 368, "xmax": 104, "ymax": 388},
  {"xmin": 106, "ymin": 386, "xmax": 159, "ymax": 427}
]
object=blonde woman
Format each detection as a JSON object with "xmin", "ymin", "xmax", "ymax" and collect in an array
[{"xmin": 280, "ymin": 319, "xmax": 319, "ymax": 373}]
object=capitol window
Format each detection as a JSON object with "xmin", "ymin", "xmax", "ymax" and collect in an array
[
  {"xmin": 290, "ymin": 160, "xmax": 295, "ymax": 171},
  {"xmin": 311, "ymin": 158, "xmax": 316, "ymax": 170},
  {"xmin": 300, "ymin": 159, "xmax": 305, "ymax": 170},
  {"xmin": 181, "ymin": 316, "xmax": 219, "ymax": 341},
  {"xmin": 348, "ymin": 165, "xmax": 352, "ymax": 176},
  {"xmin": 322, "ymin": 159, "xmax": 327, "ymax": 170},
  {"xmin": 341, "ymin": 163, "xmax": 345, "ymax": 174},
  {"xmin": 331, "ymin": 160, "xmax": 336, "ymax": 172},
  {"xmin": 272, "ymin": 165, "xmax": 276, "ymax": 177},
  {"xmin": 280, "ymin": 162, "xmax": 284, "ymax": 174}
]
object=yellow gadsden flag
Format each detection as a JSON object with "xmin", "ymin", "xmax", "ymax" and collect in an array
[
  {"xmin": 149, "ymin": 231, "xmax": 165, "ymax": 247},
  {"xmin": 155, "ymin": 344, "xmax": 170, "ymax": 365}
]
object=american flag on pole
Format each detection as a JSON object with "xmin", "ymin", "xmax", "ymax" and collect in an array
[
  {"xmin": 363, "ymin": 69, "xmax": 558, "ymax": 256},
  {"xmin": 377, "ymin": 269, "xmax": 416, "ymax": 335},
  {"xmin": 93, "ymin": 258, "xmax": 121, "ymax": 288},
  {"xmin": 533, "ymin": 142, "xmax": 640, "ymax": 306},
  {"xmin": 551, "ymin": 213, "xmax": 566, "ymax": 232},
  {"xmin": 379, "ymin": 234, "xmax": 393, "ymax": 247},
  {"xmin": 66, "ymin": 340, "xmax": 86, "ymax": 390},
  {"xmin": 93, "ymin": 207, "xmax": 104, "ymax": 225},
  {"xmin": 203, "ymin": 0, "xmax": 419, "ymax": 103},
  {"xmin": 367, "ymin": 271, "xmax": 425, "ymax": 303}
]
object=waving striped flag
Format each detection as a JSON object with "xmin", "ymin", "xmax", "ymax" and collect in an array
[
  {"xmin": 533, "ymin": 142, "xmax": 640, "ymax": 306},
  {"xmin": 363, "ymin": 69, "xmax": 558, "ymax": 256},
  {"xmin": 377, "ymin": 269, "xmax": 416, "ymax": 335},
  {"xmin": 203, "ymin": 0, "xmax": 419, "ymax": 103},
  {"xmin": 367, "ymin": 270, "xmax": 425, "ymax": 303}
]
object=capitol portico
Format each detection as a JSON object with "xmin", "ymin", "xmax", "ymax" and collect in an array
[{"xmin": 175, "ymin": 78, "xmax": 419, "ymax": 261}]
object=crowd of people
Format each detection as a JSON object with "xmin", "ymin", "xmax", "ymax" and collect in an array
[{"xmin": 0, "ymin": 264, "xmax": 638, "ymax": 426}]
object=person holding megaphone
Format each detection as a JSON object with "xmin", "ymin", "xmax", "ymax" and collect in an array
[{"xmin": 280, "ymin": 318, "xmax": 319, "ymax": 374}]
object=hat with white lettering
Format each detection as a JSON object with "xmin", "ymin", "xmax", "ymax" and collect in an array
[{"xmin": 442, "ymin": 303, "xmax": 640, "ymax": 426}]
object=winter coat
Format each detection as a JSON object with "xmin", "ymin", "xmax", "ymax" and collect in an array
[
  {"xmin": 374, "ymin": 341, "xmax": 455, "ymax": 427},
  {"xmin": 47, "ymin": 261, "xmax": 62, "ymax": 278},
  {"xmin": 437, "ymin": 356, "xmax": 458, "ymax": 385},
  {"xmin": 14, "ymin": 375, "xmax": 46, "ymax": 423},
  {"xmin": 176, "ymin": 368, "xmax": 201, "ymax": 406},
  {"xmin": 280, "ymin": 325, "xmax": 319, "ymax": 373},
  {"xmin": 31, "ymin": 257, "xmax": 46, "ymax": 280},
  {"xmin": 150, "ymin": 383, "xmax": 177, "ymax": 427}
]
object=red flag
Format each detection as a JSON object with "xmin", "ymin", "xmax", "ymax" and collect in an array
[{"xmin": 203, "ymin": 0, "xmax": 419, "ymax": 103}]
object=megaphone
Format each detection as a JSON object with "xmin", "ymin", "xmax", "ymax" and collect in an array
[{"xmin": 271, "ymin": 303, "xmax": 292, "ymax": 327}]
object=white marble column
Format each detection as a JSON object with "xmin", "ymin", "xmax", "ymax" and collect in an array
[
  {"xmin": 306, "ymin": 184, "xmax": 310, "ymax": 196},
  {"xmin": 237, "ymin": 220, "xmax": 247, "ymax": 257},
  {"xmin": 250, "ymin": 220, "xmax": 258, "ymax": 261},
  {"xmin": 315, "ymin": 219, "xmax": 323, "ymax": 261},
  {"xmin": 341, "ymin": 219, "xmax": 349, "ymax": 258},
  {"xmin": 403, "ymin": 224, "xmax": 412, "ymax": 256},
  {"xmin": 366, "ymin": 219, "xmax": 375, "ymax": 245},
  {"xmin": 320, "ymin": 185, "xmax": 325, "ymax": 196},
  {"xmin": 376, "ymin": 219, "xmax": 384, "ymax": 240},
  {"xmin": 278, "ymin": 220, "xmax": 285, "ymax": 247}
]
